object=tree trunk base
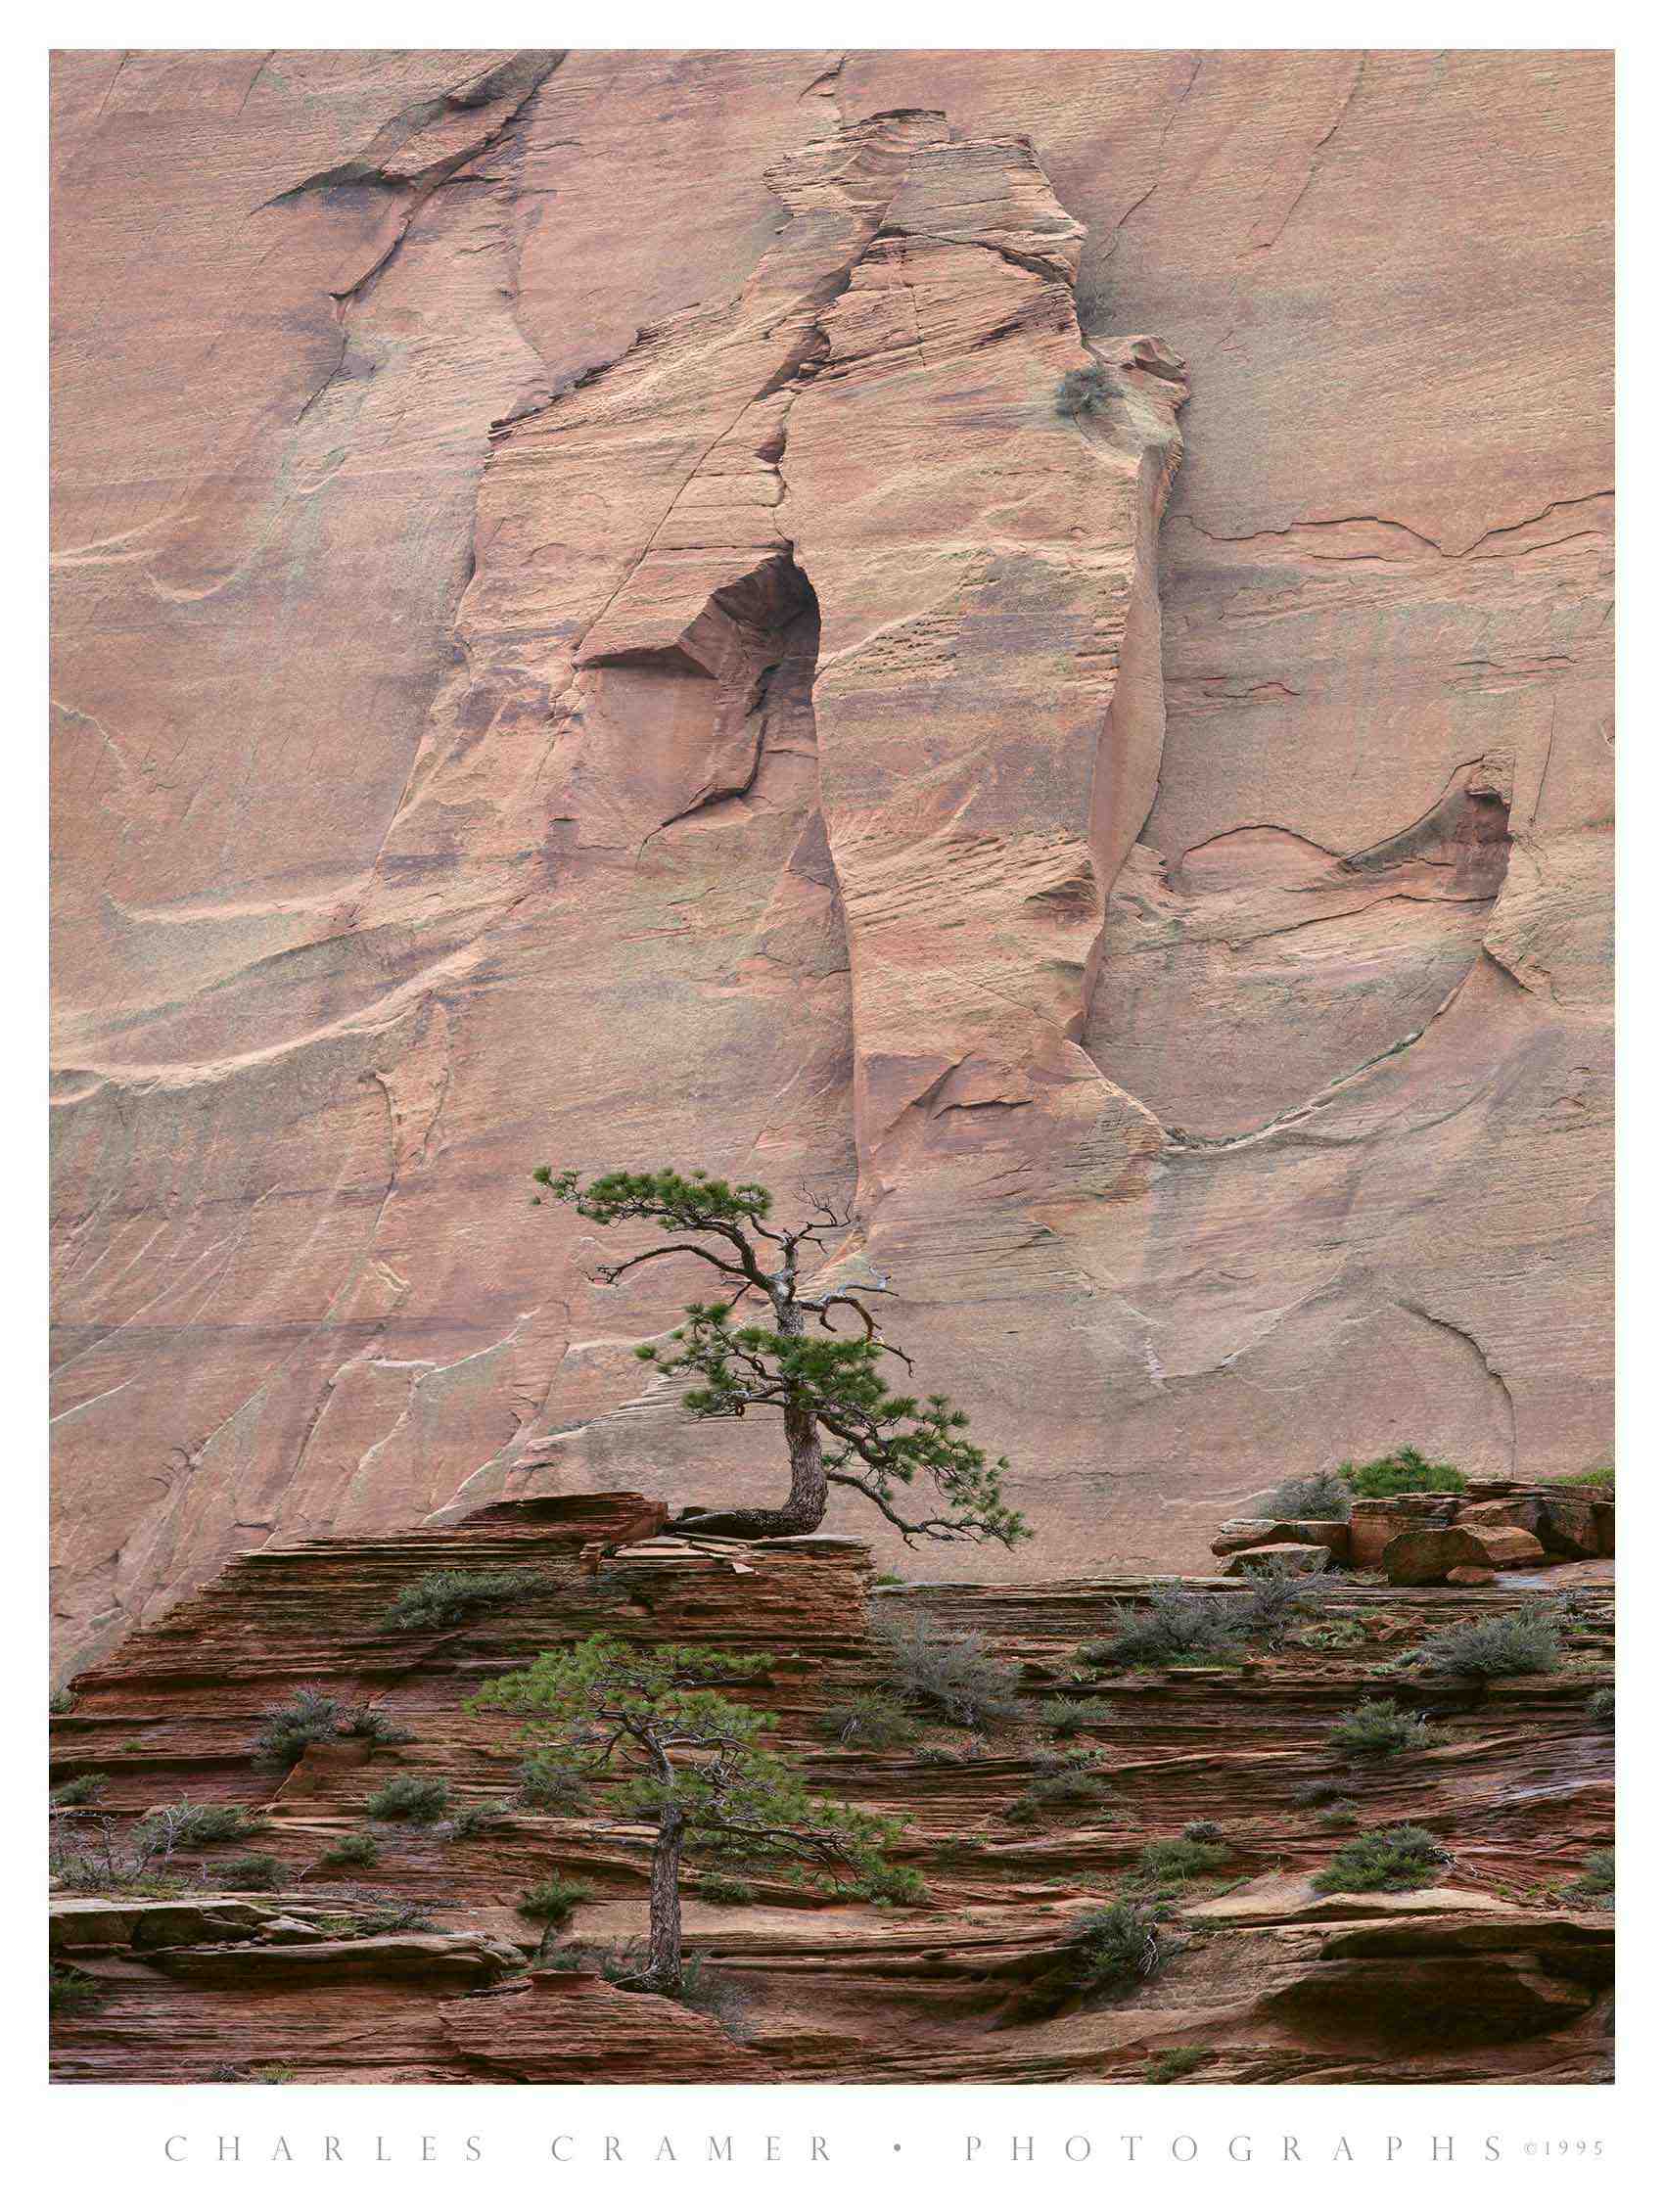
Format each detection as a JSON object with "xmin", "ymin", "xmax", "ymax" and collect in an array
[{"xmin": 668, "ymin": 1505, "xmax": 826, "ymax": 1540}]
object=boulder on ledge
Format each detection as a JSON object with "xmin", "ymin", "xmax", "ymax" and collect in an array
[
  {"xmin": 1224, "ymin": 1543, "xmax": 1334, "ymax": 1577},
  {"xmin": 1213, "ymin": 1519, "xmax": 1351, "ymax": 1561},
  {"xmin": 1383, "ymin": 1523, "xmax": 1547, "ymax": 1586}
]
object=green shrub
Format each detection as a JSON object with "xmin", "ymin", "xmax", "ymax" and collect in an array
[
  {"xmin": 1266, "ymin": 1471, "xmax": 1354, "ymax": 1517},
  {"xmin": 1082, "ymin": 1585, "xmax": 1244, "ymax": 1669},
  {"xmin": 877, "ymin": 1618, "xmax": 1025, "ymax": 1730},
  {"xmin": 1056, "ymin": 365, "xmax": 1113, "ymax": 419},
  {"xmin": 149, "ymin": 1803, "xmax": 258, "ymax": 1847},
  {"xmin": 442, "ymin": 1799, "xmax": 515, "ymax": 1841},
  {"xmin": 1048, "ymin": 1699, "xmax": 1098, "ymax": 1737},
  {"xmin": 1002, "ymin": 1767, "xmax": 1111, "ymax": 1825},
  {"xmin": 1069, "ymin": 1901, "xmax": 1171, "ymax": 1993},
  {"xmin": 382, "ymin": 1568, "xmax": 546, "ymax": 1635},
  {"xmin": 50, "ymin": 1963, "xmax": 103, "ymax": 2014},
  {"xmin": 318, "ymin": 1829, "xmax": 380, "ymax": 1868},
  {"xmin": 1414, "ymin": 1604, "xmax": 1563, "ymax": 1679},
  {"xmin": 1555, "ymin": 1467, "xmax": 1613, "ymax": 1490},
  {"xmin": 365, "ymin": 1775, "xmax": 450, "ymax": 1823},
  {"xmin": 1317, "ymin": 1802, "xmax": 1362, "ymax": 1831},
  {"xmin": 51, "ymin": 1773, "xmax": 106, "ymax": 1809},
  {"xmin": 518, "ymin": 1873, "xmax": 594, "ymax": 1925},
  {"xmin": 816, "ymin": 1688, "xmax": 922, "ymax": 1750},
  {"xmin": 50, "ymin": 1687, "xmax": 75, "ymax": 1716},
  {"xmin": 1328, "ymin": 1699, "xmax": 1440, "ymax": 1758},
  {"xmin": 1132, "ymin": 1837, "xmax": 1229, "ymax": 1889},
  {"xmin": 342, "ymin": 1707, "xmax": 416, "ymax": 1747},
  {"xmin": 255, "ymin": 1686, "xmax": 345, "ymax": 1768},
  {"xmin": 221, "ymin": 1853, "xmax": 283, "ymax": 1891},
  {"xmin": 1313, "ymin": 1824, "xmax": 1449, "ymax": 1894},
  {"xmin": 696, "ymin": 1872, "xmax": 758, "ymax": 1905},
  {"xmin": 1568, "ymin": 1846, "xmax": 1614, "ymax": 1905},
  {"xmin": 517, "ymin": 1757, "xmax": 592, "ymax": 1813},
  {"xmin": 1226, "ymin": 1563, "xmax": 1342, "ymax": 1647},
  {"xmin": 817, "ymin": 1865, "xmax": 928, "ymax": 1908},
  {"xmin": 1144, "ymin": 2045, "xmax": 1210, "ymax": 2083},
  {"xmin": 1292, "ymin": 1779, "xmax": 1342, "ymax": 1807},
  {"xmin": 1339, "ymin": 1446, "xmax": 1466, "ymax": 1499},
  {"xmin": 1587, "ymin": 1685, "xmax": 1615, "ymax": 1728},
  {"xmin": 1182, "ymin": 1820, "xmax": 1223, "ymax": 1842}
]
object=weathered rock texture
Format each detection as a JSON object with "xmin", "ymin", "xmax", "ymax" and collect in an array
[
  {"xmin": 51, "ymin": 52, "xmax": 1613, "ymax": 1667},
  {"xmin": 50, "ymin": 1502, "xmax": 1612, "ymax": 2083}
]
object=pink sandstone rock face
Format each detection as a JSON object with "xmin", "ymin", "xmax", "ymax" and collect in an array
[{"xmin": 51, "ymin": 51, "xmax": 1612, "ymax": 1668}]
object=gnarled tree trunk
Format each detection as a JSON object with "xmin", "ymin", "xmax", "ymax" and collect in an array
[
  {"xmin": 671, "ymin": 1284, "xmax": 830, "ymax": 1540},
  {"xmin": 644, "ymin": 1802, "xmax": 686, "ymax": 1991}
]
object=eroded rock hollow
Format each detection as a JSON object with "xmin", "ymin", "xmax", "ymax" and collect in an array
[{"xmin": 52, "ymin": 53, "xmax": 1612, "ymax": 1668}]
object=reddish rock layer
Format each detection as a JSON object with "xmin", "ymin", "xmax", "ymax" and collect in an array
[{"xmin": 51, "ymin": 1501, "xmax": 1612, "ymax": 2083}]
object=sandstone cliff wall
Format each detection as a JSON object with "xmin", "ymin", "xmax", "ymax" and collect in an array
[{"xmin": 52, "ymin": 51, "xmax": 1612, "ymax": 1667}]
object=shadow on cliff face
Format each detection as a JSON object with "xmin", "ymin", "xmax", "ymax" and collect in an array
[{"xmin": 578, "ymin": 553, "xmax": 823, "ymax": 846}]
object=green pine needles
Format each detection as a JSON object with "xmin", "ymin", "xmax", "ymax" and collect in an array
[
  {"xmin": 531, "ymin": 1167, "xmax": 1028, "ymax": 1548},
  {"xmin": 470, "ymin": 1633, "xmax": 913, "ymax": 1993}
]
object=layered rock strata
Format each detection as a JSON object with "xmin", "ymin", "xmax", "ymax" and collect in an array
[{"xmin": 51, "ymin": 1499, "xmax": 1613, "ymax": 2083}]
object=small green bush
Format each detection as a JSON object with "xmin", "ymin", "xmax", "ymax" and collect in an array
[
  {"xmin": 1414, "ymin": 1604, "xmax": 1564, "ymax": 1679},
  {"xmin": 1132, "ymin": 1837, "xmax": 1229, "ymax": 1889},
  {"xmin": 1181, "ymin": 1820, "xmax": 1223, "ymax": 1843},
  {"xmin": 1048, "ymin": 1699, "xmax": 1098, "ymax": 1738},
  {"xmin": 319, "ymin": 1829, "xmax": 381, "ymax": 1868},
  {"xmin": 342, "ymin": 1707, "xmax": 416, "ymax": 1747},
  {"xmin": 1144, "ymin": 2045, "xmax": 1210, "ymax": 2083},
  {"xmin": 877, "ymin": 1618, "xmax": 1025, "ymax": 1730},
  {"xmin": 1082, "ymin": 1585, "xmax": 1244, "ymax": 1669},
  {"xmin": 50, "ymin": 1686, "xmax": 75, "ymax": 1716},
  {"xmin": 1339, "ymin": 1446, "xmax": 1466, "ymax": 1499},
  {"xmin": 255, "ymin": 1686, "xmax": 344, "ymax": 1768},
  {"xmin": 1266, "ymin": 1471, "xmax": 1354, "ymax": 1518},
  {"xmin": 1587, "ymin": 1685, "xmax": 1615, "ymax": 1728},
  {"xmin": 365, "ymin": 1775, "xmax": 450, "ymax": 1823},
  {"xmin": 1328, "ymin": 1699, "xmax": 1440, "ymax": 1758},
  {"xmin": 1056, "ymin": 365, "xmax": 1113, "ymax": 419},
  {"xmin": 1313, "ymin": 1824, "xmax": 1449, "ymax": 1894},
  {"xmin": 696, "ymin": 1872, "xmax": 758, "ymax": 1904},
  {"xmin": 1317, "ymin": 1802, "xmax": 1362, "ymax": 1831},
  {"xmin": 50, "ymin": 1963, "xmax": 103, "ymax": 2014},
  {"xmin": 221, "ymin": 1853, "xmax": 283, "ymax": 1891},
  {"xmin": 818, "ymin": 1865, "xmax": 929, "ymax": 1908},
  {"xmin": 442, "ymin": 1799, "xmax": 516, "ymax": 1841},
  {"xmin": 382, "ymin": 1568, "xmax": 546, "ymax": 1635},
  {"xmin": 1568, "ymin": 1846, "xmax": 1614, "ymax": 1905},
  {"xmin": 1002, "ymin": 1767, "xmax": 1111, "ymax": 1825},
  {"xmin": 1555, "ymin": 1467, "xmax": 1613, "ymax": 1490},
  {"xmin": 519, "ymin": 1873, "xmax": 594, "ymax": 1925},
  {"xmin": 1068, "ymin": 1901, "xmax": 1171, "ymax": 1993},
  {"xmin": 1292, "ymin": 1779, "xmax": 1342, "ymax": 1808},
  {"xmin": 816, "ymin": 1688, "xmax": 922, "ymax": 1750},
  {"xmin": 151, "ymin": 1803, "xmax": 258, "ymax": 1847},
  {"xmin": 51, "ymin": 1773, "xmax": 106, "ymax": 1809},
  {"xmin": 1226, "ymin": 1563, "xmax": 1342, "ymax": 1648}
]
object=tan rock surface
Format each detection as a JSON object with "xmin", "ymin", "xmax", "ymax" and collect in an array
[{"xmin": 51, "ymin": 52, "xmax": 1612, "ymax": 1665}]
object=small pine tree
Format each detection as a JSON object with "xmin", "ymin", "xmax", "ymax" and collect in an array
[
  {"xmin": 532, "ymin": 1168, "xmax": 1028, "ymax": 1547},
  {"xmin": 470, "ymin": 1634, "xmax": 911, "ymax": 1993}
]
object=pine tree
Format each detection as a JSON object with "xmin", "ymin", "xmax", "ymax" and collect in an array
[
  {"xmin": 469, "ymin": 1634, "xmax": 913, "ymax": 1992},
  {"xmin": 532, "ymin": 1167, "xmax": 1028, "ymax": 1546}
]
